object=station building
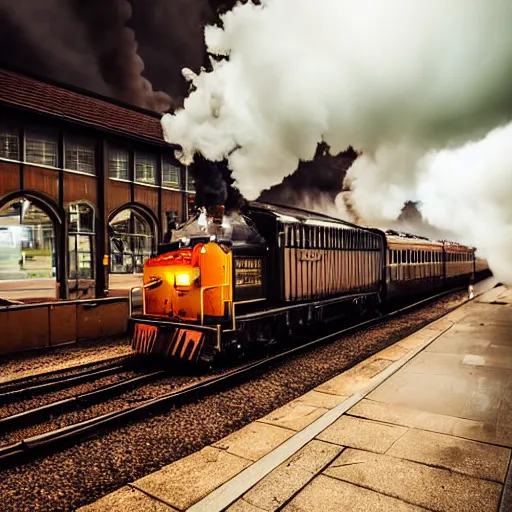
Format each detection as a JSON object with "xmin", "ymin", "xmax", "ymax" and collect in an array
[{"xmin": 0, "ymin": 65, "xmax": 195, "ymax": 301}]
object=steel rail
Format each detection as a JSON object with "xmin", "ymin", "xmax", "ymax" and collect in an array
[
  {"xmin": 0, "ymin": 355, "xmax": 137, "ymax": 393},
  {"xmin": 0, "ymin": 370, "xmax": 166, "ymax": 431}
]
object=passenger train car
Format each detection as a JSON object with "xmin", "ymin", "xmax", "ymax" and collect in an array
[{"xmin": 129, "ymin": 202, "xmax": 489, "ymax": 364}]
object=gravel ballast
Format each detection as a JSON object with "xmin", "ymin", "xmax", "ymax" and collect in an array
[
  {"xmin": 0, "ymin": 337, "xmax": 133, "ymax": 384},
  {"xmin": 0, "ymin": 291, "xmax": 467, "ymax": 512}
]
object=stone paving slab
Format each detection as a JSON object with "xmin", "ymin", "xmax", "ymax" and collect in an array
[
  {"xmin": 458, "ymin": 305, "xmax": 512, "ymax": 327},
  {"xmin": 367, "ymin": 370, "xmax": 503, "ymax": 422},
  {"xmin": 131, "ymin": 447, "xmax": 251, "ymax": 511},
  {"xmin": 293, "ymin": 390, "xmax": 349, "ymax": 409},
  {"xmin": 237, "ymin": 440, "xmax": 343, "ymax": 511},
  {"xmin": 347, "ymin": 399, "xmax": 494, "ymax": 445},
  {"xmin": 78, "ymin": 486, "xmax": 177, "ymax": 511},
  {"xmin": 386, "ymin": 428, "xmax": 511, "ymax": 483},
  {"xmin": 315, "ymin": 358, "xmax": 393, "ymax": 396},
  {"xmin": 316, "ymin": 415, "xmax": 407, "ymax": 454},
  {"xmin": 427, "ymin": 325, "xmax": 511, "ymax": 353},
  {"xmin": 396, "ymin": 328, "xmax": 445, "ymax": 350},
  {"xmin": 213, "ymin": 421, "xmax": 295, "ymax": 462},
  {"xmin": 227, "ymin": 499, "xmax": 267, "ymax": 511},
  {"xmin": 282, "ymin": 475, "xmax": 429, "ymax": 512},
  {"xmin": 258, "ymin": 401, "xmax": 329, "ymax": 431},
  {"xmin": 324, "ymin": 448, "xmax": 502, "ymax": 512}
]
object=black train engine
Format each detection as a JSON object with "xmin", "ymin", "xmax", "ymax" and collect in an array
[{"xmin": 130, "ymin": 202, "xmax": 386, "ymax": 364}]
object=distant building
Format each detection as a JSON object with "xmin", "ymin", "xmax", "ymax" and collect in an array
[{"xmin": 0, "ymin": 65, "xmax": 195, "ymax": 299}]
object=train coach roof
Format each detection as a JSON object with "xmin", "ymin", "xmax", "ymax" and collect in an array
[
  {"xmin": 386, "ymin": 235, "xmax": 444, "ymax": 248},
  {"xmin": 248, "ymin": 201, "xmax": 377, "ymax": 232}
]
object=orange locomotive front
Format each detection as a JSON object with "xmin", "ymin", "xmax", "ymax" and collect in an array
[{"xmin": 130, "ymin": 238, "xmax": 234, "ymax": 362}]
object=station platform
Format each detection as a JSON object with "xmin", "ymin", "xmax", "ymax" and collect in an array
[{"xmin": 81, "ymin": 279, "xmax": 512, "ymax": 512}]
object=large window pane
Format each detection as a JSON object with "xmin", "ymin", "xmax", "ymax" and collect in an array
[
  {"xmin": 26, "ymin": 131, "xmax": 58, "ymax": 167},
  {"xmin": 68, "ymin": 203, "xmax": 95, "ymax": 280},
  {"xmin": 0, "ymin": 124, "xmax": 19, "ymax": 160},
  {"xmin": 68, "ymin": 203, "xmax": 94, "ymax": 233},
  {"xmin": 135, "ymin": 152, "xmax": 156, "ymax": 184},
  {"xmin": 65, "ymin": 137, "xmax": 96, "ymax": 174},
  {"xmin": 109, "ymin": 209, "xmax": 154, "ymax": 274},
  {"xmin": 162, "ymin": 158, "xmax": 181, "ymax": 188},
  {"xmin": 0, "ymin": 199, "xmax": 56, "ymax": 294},
  {"xmin": 108, "ymin": 147, "xmax": 129, "ymax": 180}
]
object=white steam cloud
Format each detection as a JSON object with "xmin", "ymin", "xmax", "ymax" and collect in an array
[{"xmin": 162, "ymin": 0, "xmax": 512, "ymax": 282}]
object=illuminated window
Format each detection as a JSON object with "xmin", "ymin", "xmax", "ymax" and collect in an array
[
  {"xmin": 135, "ymin": 152, "xmax": 156, "ymax": 184},
  {"xmin": 162, "ymin": 157, "xmax": 181, "ymax": 188},
  {"xmin": 108, "ymin": 146, "xmax": 129, "ymax": 180}
]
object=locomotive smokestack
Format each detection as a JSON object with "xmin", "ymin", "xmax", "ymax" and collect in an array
[{"xmin": 188, "ymin": 154, "xmax": 246, "ymax": 212}]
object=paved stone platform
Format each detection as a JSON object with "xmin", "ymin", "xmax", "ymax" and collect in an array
[{"xmin": 81, "ymin": 278, "xmax": 512, "ymax": 512}]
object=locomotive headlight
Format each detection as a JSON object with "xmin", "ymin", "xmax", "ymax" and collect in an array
[
  {"xmin": 175, "ymin": 272, "xmax": 191, "ymax": 287},
  {"xmin": 174, "ymin": 268, "xmax": 200, "ymax": 289}
]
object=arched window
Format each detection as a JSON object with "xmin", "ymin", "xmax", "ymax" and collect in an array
[
  {"xmin": 0, "ymin": 197, "xmax": 57, "ymax": 300},
  {"xmin": 68, "ymin": 203, "xmax": 95, "ymax": 281},
  {"xmin": 109, "ymin": 208, "xmax": 154, "ymax": 274}
]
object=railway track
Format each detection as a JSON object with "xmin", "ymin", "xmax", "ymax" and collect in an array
[
  {"xmin": 0, "ymin": 355, "xmax": 137, "ymax": 395},
  {"xmin": 0, "ymin": 287, "xmax": 473, "ymax": 471}
]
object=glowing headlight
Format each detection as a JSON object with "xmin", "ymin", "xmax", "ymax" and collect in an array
[{"xmin": 175, "ymin": 273, "xmax": 191, "ymax": 287}]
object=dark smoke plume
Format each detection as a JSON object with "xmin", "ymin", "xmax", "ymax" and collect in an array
[
  {"xmin": 0, "ymin": 0, "xmax": 171, "ymax": 112},
  {"xmin": 129, "ymin": 0, "xmax": 218, "ymax": 105},
  {"xmin": 76, "ymin": 0, "xmax": 171, "ymax": 112},
  {"xmin": 189, "ymin": 154, "xmax": 246, "ymax": 211},
  {"xmin": 258, "ymin": 143, "xmax": 357, "ymax": 206},
  {"xmin": 393, "ymin": 201, "xmax": 454, "ymax": 241}
]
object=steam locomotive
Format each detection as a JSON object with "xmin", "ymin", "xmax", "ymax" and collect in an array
[{"xmin": 129, "ymin": 201, "xmax": 489, "ymax": 364}]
